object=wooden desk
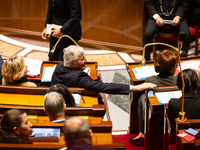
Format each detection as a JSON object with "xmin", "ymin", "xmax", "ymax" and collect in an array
[
  {"xmin": 0, "ymin": 119, "xmax": 125, "ymax": 150},
  {"xmin": 145, "ymin": 86, "xmax": 179, "ymax": 150},
  {"xmin": 30, "ymin": 61, "xmax": 98, "ymax": 86},
  {"xmin": 0, "ymin": 85, "xmax": 105, "ymax": 116},
  {"xmin": 176, "ymin": 119, "xmax": 200, "ymax": 150}
]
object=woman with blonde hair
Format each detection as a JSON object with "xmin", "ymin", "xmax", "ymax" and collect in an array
[{"xmin": 1, "ymin": 55, "xmax": 36, "ymax": 87}]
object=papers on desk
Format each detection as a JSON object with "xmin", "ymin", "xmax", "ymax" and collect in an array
[
  {"xmin": 155, "ymin": 90, "xmax": 182, "ymax": 105},
  {"xmin": 132, "ymin": 65, "xmax": 158, "ymax": 80},
  {"xmin": 29, "ymin": 128, "xmax": 60, "ymax": 142},
  {"xmin": 72, "ymin": 93, "xmax": 81, "ymax": 106},
  {"xmin": 176, "ymin": 60, "xmax": 200, "ymax": 75},
  {"xmin": 163, "ymin": 20, "xmax": 176, "ymax": 24},
  {"xmin": 41, "ymin": 66, "xmax": 90, "ymax": 82},
  {"xmin": 41, "ymin": 65, "xmax": 57, "ymax": 82},
  {"xmin": 24, "ymin": 57, "xmax": 43, "ymax": 77}
]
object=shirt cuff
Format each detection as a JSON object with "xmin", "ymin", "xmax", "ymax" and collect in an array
[
  {"xmin": 153, "ymin": 14, "xmax": 160, "ymax": 20},
  {"xmin": 176, "ymin": 16, "xmax": 181, "ymax": 20},
  {"xmin": 130, "ymin": 85, "xmax": 133, "ymax": 92}
]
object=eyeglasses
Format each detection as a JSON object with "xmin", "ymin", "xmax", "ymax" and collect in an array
[{"xmin": 78, "ymin": 57, "xmax": 86, "ymax": 62}]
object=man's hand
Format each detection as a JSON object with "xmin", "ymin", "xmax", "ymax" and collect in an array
[
  {"xmin": 132, "ymin": 83, "xmax": 157, "ymax": 92},
  {"xmin": 51, "ymin": 29, "xmax": 63, "ymax": 38},
  {"xmin": 171, "ymin": 16, "xmax": 180, "ymax": 26},
  {"xmin": 156, "ymin": 17, "xmax": 164, "ymax": 26},
  {"xmin": 41, "ymin": 28, "xmax": 48, "ymax": 40}
]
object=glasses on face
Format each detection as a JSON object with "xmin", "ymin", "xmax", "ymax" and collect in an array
[{"xmin": 78, "ymin": 57, "xmax": 86, "ymax": 62}]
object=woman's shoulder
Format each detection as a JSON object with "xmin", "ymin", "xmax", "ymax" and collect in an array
[{"xmin": 18, "ymin": 82, "xmax": 37, "ymax": 87}]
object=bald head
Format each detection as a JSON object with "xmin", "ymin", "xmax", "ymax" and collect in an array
[{"xmin": 63, "ymin": 117, "xmax": 90, "ymax": 143}]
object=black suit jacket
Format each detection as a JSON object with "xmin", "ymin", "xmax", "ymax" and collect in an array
[
  {"xmin": 145, "ymin": 0, "xmax": 190, "ymax": 19},
  {"xmin": 45, "ymin": 0, "xmax": 82, "ymax": 39},
  {"xmin": 168, "ymin": 92, "xmax": 200, "ymax": 124},
  {"xmin": 145, "ymin": 74, "xmax": 176, "ymax": 86},
  {"xmin": 187, "ymin": 0, "xmax": 200, "ymax": 27},
  {"xmin": 50, "ymin": 63, "xmax": 130, "ymax": 94}
]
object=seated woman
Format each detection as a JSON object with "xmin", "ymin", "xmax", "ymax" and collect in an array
[
  {"xmin": 1, "ymin": 55, "xmax": 37, "ymax": 87},
  {"xmin": 129, "ymin": 49, "xmax": 178, "ymax": 146},
  {"xmin": 168, "ymin": 69, "xmax": 200, "ymax": 143},
  {"xmin": 48, "ymin": 84, "xmax": 75, "ymax": 107},
  {"xmin": 0, "ymin": 109, "xmax": 33, "ymax": 144}
]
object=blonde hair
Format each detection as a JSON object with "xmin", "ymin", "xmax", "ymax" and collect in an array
[{"xmin": 1, "ymin": 55, "xmax": 27, "ymax": 84}]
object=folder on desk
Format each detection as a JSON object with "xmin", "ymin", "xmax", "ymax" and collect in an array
[
  {"xmin": 41, "ymin": 65, "xmax": 57, "ymax": 82},
  {"xmin": 155, "ymin": 91, "xmax": 182, "ymax": 105},
  {"xmin": 132, "ymin": 65, "xmax": 158, "ymax": 80},
  {"xmin": 72, "ymin": 93, "xmax": 81, "ymax": 106},
  {"xmin": 29, "ymin": 128, "xmax": 60, "ymax": 142}
]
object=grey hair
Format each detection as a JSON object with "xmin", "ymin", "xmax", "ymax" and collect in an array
[
  {"xmin": 63, "ymin": 117, "xmax": 90, "ymax": 141},
  {"xmin": 44, "ymin": 92, "xmax": 65, "ymax": 118},
  {"xmin": 63, "ymin": 45, "xmax": 84, "ymax": 67}
]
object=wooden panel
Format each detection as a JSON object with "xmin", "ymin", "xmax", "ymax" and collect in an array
[{"xmin": 0, "ymin": 0, "xmax": 145, "ymax": 52}]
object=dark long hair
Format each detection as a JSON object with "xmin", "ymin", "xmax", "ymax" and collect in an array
[
  {"xmin": 0, "ymin": 109, "xmax": 25, "ymax": 136},
  {"xmin": 48, "ymin": 84, "xmax": 75, "ymax": 107},
  {"xmin": 177, "ymin": 69, "xmax": 199, "ymax": 93}
]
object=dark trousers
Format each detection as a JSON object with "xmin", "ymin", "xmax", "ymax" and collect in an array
[{"xmin": 143, "ymin": 18, "xmax": 191, "ymax": 61}]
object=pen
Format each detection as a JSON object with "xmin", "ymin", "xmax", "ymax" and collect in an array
[{"xmin": 81, "ymin": 96, "xmax": 85, "ymax": 103}]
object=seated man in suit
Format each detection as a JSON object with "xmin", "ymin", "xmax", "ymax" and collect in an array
[
  {"xmin": 44, "ymin": 92, "xmax": 66, "ymax": 123},
  {"xmin": 50, "ymin": 45, "xmax": 156, "ymax": 104},
  {"xmin": 143, "ymin": 0, "xmax": 190, "ymax": 61},
  {"xmin": 62, "ymin": 116, "xmax": 114, "ymax": 150}
]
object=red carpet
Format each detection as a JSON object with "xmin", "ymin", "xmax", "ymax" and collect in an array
[
  {"xmin": 112, "ymin": 134, "xmax": 177, "ymax": 150},
  {"xmin": 112, "ymin": 134, "xmax": 144, "ymax": 150}
]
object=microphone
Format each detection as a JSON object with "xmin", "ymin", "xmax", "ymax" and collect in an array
[{"xmin": 178, "ymin": 31, "xmax": 185, "ymax": 53}]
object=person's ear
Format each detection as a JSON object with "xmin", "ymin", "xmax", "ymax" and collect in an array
[
  {"xmin": 44, "ymin": 108, "xmax": 48, "ymax": 115},
  {"xmin": 13, "ymin": 127, "xmax": 19, "ymax": 135},
  {"xmin": 63, "ymin": 104, "xmax": 66, "ymax": 112},
  {"xmin": 70, "ymin": 60, "xmax": 75, "ymax": 67}
]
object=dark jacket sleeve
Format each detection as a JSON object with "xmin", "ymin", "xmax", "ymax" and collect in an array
[
  {"xmin": 60, "ymin": 0, "xmax": 82, "ymax": 34},
  {"xmin": 45, "ymin": 0, "xmax": 53, "ymax": 27},
  {"xmin": 175, "ymin": 0, "xmax": 190, "ymax": 19},
  {"xmin": 77, "ymin": 72, "xmax": 130, "ymax": 94},
  {"xmin": 144, "ymin": 0, "xmax": 159, "ymax": 18}
]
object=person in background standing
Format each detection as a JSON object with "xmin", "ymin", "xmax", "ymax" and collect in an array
[{"xmin": 42, "ymin": 0, "xmax": 82, "ymax": 61}]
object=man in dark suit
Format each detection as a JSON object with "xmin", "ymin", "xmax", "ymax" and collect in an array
[
  {"xmin": 50, "ymin": 45, "xmax": 156, "ymax": 104},
  {"xmin": 44, "ymin": 92, "xmax": 66, "ymax": 123},
  {"xmin": 187, "ymin": 0, "xmax": 200, "ymax": 27},
  {"xmin": 143, "ymin": 0, "xmax": 190, "ymax": 61},
  {"xmin": 62, "ymin": 116, "xmax": 115, "ymax": 150},
  {"xmin": 42, "ymin": 0, "xmax": 82, "ymax": 61}
]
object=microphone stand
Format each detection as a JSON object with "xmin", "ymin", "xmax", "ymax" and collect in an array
[
  {"xmin": 177, "ymin": 42, "xmax": 187, "ymax": 122},
  {"xmin": 141, "ymin": 42, "xmax": 179, "ymax": 66}
]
